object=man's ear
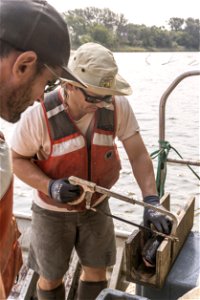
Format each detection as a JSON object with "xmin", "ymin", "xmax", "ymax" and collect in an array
[{"xmin": 12, "ymin": 51, "xmax": 38, "ymax": 79}]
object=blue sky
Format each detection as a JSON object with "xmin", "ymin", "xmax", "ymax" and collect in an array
[{"xmin": 48, "ymin": 0, "xmax": 199, "ymax": 27}]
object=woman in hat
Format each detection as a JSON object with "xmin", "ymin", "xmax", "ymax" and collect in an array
[{"xmin": 11, "ymin": 43, "xmax": 171, "ymax": 300}]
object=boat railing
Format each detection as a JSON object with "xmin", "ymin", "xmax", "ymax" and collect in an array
[{"xmin": 154, "ymin": 70, "xmax": 200, "ymax": 196}]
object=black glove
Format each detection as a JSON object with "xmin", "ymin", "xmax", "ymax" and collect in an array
[
  {"xmin": 48, "ymin": 178, "xmax": 81, "ymax": 203},
  {"xmin": 143, "ymin": 195, "xmax": 172, "ymax": 234}
]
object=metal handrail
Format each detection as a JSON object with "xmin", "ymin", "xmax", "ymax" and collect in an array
[{"xmin": 159, "ymin": 70, "xmax": 200, "ymax": 166}]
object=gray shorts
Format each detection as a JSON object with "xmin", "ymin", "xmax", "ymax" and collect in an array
[{"xmin": 28, "ymin": 201, "xmax": 116, "ymax": 280}]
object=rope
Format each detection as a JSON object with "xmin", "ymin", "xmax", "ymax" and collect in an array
[
  {"xmin": 150, "ymin": 140, "xmax": 200, "ymax": 197},
  {"xmin": 170, "ymin": 145, "xmax": 200, "ymax": 180}
]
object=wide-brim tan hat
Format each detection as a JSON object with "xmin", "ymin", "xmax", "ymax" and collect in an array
[{"xmin": 65, "ymin": 42, "xmax": 132, "ymax": 96}]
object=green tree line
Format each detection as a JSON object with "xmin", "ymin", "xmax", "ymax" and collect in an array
[{"xmin": 63, "ymin": 7, "xmax": 200, "ymax": 51}]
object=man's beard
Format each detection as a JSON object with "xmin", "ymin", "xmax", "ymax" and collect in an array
[{"xmin": 0, "ymin": 76, "xmax": 37, "ymax": 123}]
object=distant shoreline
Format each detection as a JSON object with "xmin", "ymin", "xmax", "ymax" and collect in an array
[{"xmin": 71, "ymin": 47, "xmax": 199, "ymax": 53}]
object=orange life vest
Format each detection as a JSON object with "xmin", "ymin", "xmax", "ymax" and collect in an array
[
  {"xmin": 35, "ymin": 89, "xmax": 121, "ymax": 211},
  {"xmin": 0, "ymin": 178, "xmax": 22, "ymax": 298}
]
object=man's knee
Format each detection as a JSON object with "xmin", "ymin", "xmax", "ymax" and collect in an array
[
  {"xmin": 37, "ymin": 282, "xmax": 65, "ymax": 300},
  {"xmin": 80, "ymin": 266, "xmax": 107, "ymax": 281},
  {"xmin": 37, "ymin": 277, "xmax": 65, "ymax": 300},
  {"xmin": 38, "ymin": 276, "xmax": 63, "ymax": 290}
]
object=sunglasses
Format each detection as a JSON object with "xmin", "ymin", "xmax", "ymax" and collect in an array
[
  {"xmin": 44, "ymin": 64, "xmax": 64, "ymax": 93},
  {"xmin": 79, "ymin": 88, "xmax": 113, "ymax": 104}
]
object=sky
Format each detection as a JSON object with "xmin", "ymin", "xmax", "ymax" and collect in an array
[{"xmin": 48, "ymin": 0, "xmax": 199, "ymax": 28}]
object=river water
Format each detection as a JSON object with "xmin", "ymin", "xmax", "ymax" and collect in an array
[{"xmin": 1, "ymin": 52, "xmax": 200, "ymax": 232}]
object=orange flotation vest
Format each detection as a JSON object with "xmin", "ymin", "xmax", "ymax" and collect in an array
[
  {"xmin": 0, "ymin": 153, "xmax": 22, "ymax": 298},
  {"xmin": 35, "ymin": 89, "xmax": 121, "ymax": 211}
]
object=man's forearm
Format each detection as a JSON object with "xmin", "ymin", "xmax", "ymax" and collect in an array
[
  {"xmin": 131, "ymin": 153, "xmax": 157, "ymax": 198},
  {"xmin": 12, "ymin": 152, "xmax": 50, "ymax": 195}
]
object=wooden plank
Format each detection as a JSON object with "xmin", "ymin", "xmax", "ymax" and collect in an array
[
  {"xmin": 124, "ymin": 194, "xmax": 195, "ymax": 288},
  {"xmin": 19, "ymin": 269, "xmax": 38, "ymax": 300},
  {"xmin": 125, "ymin": 229, "xmax": 155, "ymax": 286},
  {"xmin": 125, "ymin": 194, "xmax": 171, "ymax": 288},
  {"xmin": 156, "ymin": 239, "xmax": 171, "ymax": 287},
  {"xmin": 109, "ymin": 241, "xmax": 124, "ymax": 289},
  {"xmin": 64, "ymin": 251, "xmax": 80, "ymax": 300},
  {"xmin": 8, "ymin": 265, "xmax": 38, "ymax": 300},
  {"xmin": 172, "ymin": 196, "xmax": 195, "ymax": 262},
  {"xmin": 160, "ymin": 193, "xmax": 170, "ymax": 210},
  {"xmin": 125, "ymin": 229, "xmax": 141, "ymax": 283}
]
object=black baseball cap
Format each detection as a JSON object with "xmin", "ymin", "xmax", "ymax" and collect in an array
[{"xmin": 0, "ymin": 0, "xmax": 86, "ymax": 86}]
